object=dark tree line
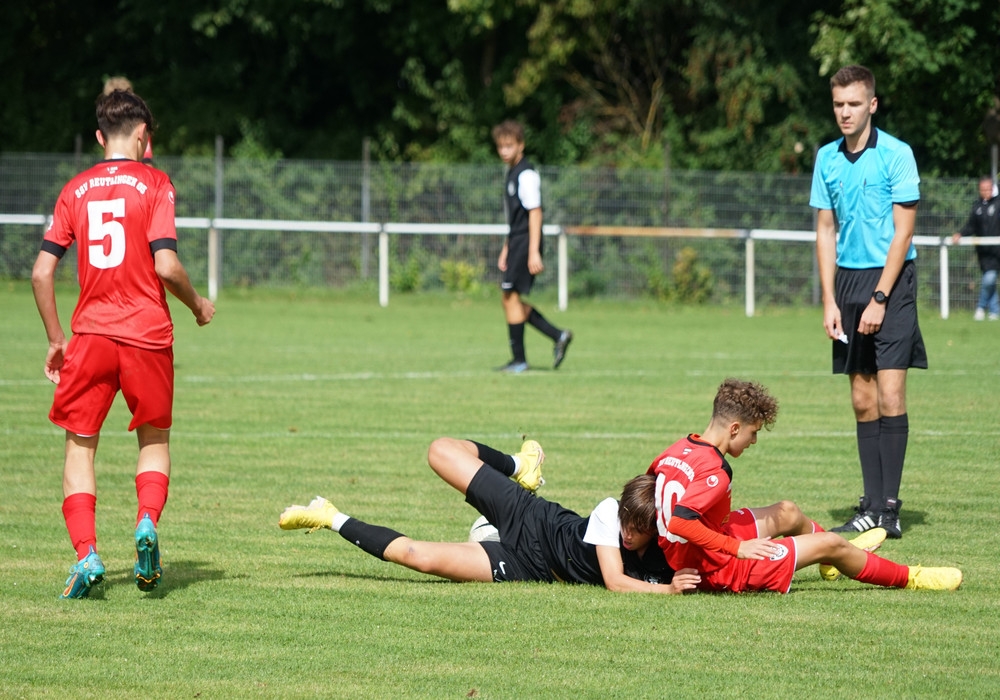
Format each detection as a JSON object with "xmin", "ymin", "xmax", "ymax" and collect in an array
[{"xmin": 1, "ymin": 0, "xmax": 997, "ymax": 175}]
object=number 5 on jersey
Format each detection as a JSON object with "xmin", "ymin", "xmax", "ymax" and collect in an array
[{"xmin": 87, "ymin": 198, "xmax": 126, "ymax": 269}]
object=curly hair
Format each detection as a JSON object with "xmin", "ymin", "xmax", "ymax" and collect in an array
[
  {"xmin": 491, "ymin": 119, "xmax": 525, "ymax": 145},
  {"xmin": 711, "ymin": 378, "xmax": 778, "ymax": 430}
]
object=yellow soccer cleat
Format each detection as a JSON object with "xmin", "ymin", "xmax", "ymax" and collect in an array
[
  {"xmin": 819, "ymin": 527, "xmax": 888, "ymax": 581},
  {"xmin": 279, "ymin": 496, "xmax": 339, "ymax": 533},
  {"xmin": 512, "ymin": 439, "xmax": 545, "ymax": 492},
  {"xmin": 905, "ymin": 566, "xmax": 963, "ymax": 591}
]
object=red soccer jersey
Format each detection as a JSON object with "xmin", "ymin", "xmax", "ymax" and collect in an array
[
  {"xmin": 44, "ymin": 158, "xmax": 177, "ymax": 349},
  {"xmin": 647, "ymin": 435, "xmax": 735, "ymax": 575}
]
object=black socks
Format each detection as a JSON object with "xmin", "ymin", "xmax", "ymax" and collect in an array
[{"xmin": 338, "ymin": 519, "xmax": 405, "ymax": 561}]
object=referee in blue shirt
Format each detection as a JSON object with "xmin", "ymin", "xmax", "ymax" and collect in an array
[{"xmin": 810, "ymin": 65, "xmax": 927, "ymax": 540}]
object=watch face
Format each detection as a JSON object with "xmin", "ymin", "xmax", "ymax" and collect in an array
[{"xmin": 874, "ymin": 291, "xmax": 887, "ymax": 303}]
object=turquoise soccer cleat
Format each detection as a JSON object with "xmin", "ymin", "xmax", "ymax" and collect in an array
[
  {"xmin": 61, "ymin": 546, "xmax": 105, "ymax": 599},
  {"xmin": 134, "ymin": 513, "xmax": 162, "ymax": 592}
]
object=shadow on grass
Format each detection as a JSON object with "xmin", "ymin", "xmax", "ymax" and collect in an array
[
  {"xmin": 90, "ymin": 559, "xmax": 227, "ymax": 599},
  {"xmin": 826, "ymin": 506, "xmax": 927, "ymax": 536},
  {"xmin": 293, "ymin": 570, "xmax": 451, "ymax": 585}
]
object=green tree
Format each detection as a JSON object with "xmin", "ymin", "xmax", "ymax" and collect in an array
[
  {"xmin": 810, "ymin": 0, "xmax": 1000, "ymax": 176},
  {"xmin": 0, "ymin": 0, "xmax": 996, "ymax": 175}
]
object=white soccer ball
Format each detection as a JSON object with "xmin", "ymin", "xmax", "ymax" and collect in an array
[{"xmin": 468, "ymin": 515, "xmax": 500, "ymax": 543}]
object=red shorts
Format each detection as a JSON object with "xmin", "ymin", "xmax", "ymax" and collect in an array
[
  {"xmin": 50, "ymin": 334, "xmax": 174, "ymax": 436},
  {"xmin": 700, "ymin": 508, "xmax": 798, "ymax": 594}
]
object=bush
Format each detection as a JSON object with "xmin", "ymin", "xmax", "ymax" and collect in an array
[
  {"xmin": 440, "ymin": 259, "xmax": 482, "ymax": 294},
  {"xmin": 671, "ymin": 246, "xmax": 714, "ymax": 303}
]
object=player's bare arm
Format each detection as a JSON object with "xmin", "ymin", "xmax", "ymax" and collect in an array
[
  {"xmin": 30, "ymin": 250, "xmax": 68, "ymax": 383},
  {"xmin": 154, "ymin": 248, "xmax": 216, "ymax": 326},
  {"xmin": 595, "ymin": 545, "xmax": 699, "ymax": 594},
  {"xmin": 815, "ymin": 208, "xmax": 842, "ymax": 339},
  {"xmin": 527, "ymin": 208, "xmax": 544, "ymax": 275},
  {"xmin": 497, "ymin": 241, "xmax": 508, "ymax": 271}
]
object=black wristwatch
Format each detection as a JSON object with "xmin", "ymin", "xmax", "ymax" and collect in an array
[{"xmin": 872, "ymin": 290, "xmax": 888, "ymax": 304}]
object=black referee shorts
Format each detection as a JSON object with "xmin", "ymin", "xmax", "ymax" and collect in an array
[{"xmin": 833, "ymin": 260, "xmax": 928, "ymax": 375}]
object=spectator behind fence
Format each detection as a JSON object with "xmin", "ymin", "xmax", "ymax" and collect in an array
[{"xmin": 951, "ymin": 176, "xmax": 1000, "ymax": 321}]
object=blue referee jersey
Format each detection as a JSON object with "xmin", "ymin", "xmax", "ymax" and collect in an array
[{"xmin": 810, "ymin": 128, "xmax": 920, "ymax": 269}]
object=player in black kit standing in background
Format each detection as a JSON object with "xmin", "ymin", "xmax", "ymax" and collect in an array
[{"xmin": 492, "ymin": 120, "xmax": 572, "ymax": 373}]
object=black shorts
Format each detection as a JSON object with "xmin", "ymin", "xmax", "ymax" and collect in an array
[
  {"xmin": 833, "ymin": 261, "xmax": 928, "ymax": 375},
  {"xmin": 465, "ymin": 467, "xmax": 588, "ymax": 583},
  {"xmin": 500, "ymin": 234, "xmax": 539, "ymax": 296}
]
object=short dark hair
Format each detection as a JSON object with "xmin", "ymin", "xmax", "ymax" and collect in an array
[
  {"xmin": 619, "ymin": 474, "xmax": 658, "ymax": 534},
  {"xmin": 831, "ymin": 65, "xmax": 876, "ymax": 95},
  {"xmin": 96, "ymin": 89, "xmax": 154, "ymax": 140},
  {"xmin": 712, "ymin": 378, "xmax": 779, "ymax": 429},
  {"xmin": 492, "ymin": 119, "xmax": 525, "ymax": 145}
]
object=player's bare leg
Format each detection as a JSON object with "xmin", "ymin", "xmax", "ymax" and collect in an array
[
  {"xmin": 136, "ymin": 424, "xmax": 171, "ymax": 479},
  {"xmin": 428, "ymin": 436, "xmax": 544, "ymax": 494},
  {"xmin": 748, "ymin": 501, "xmax": 817, "ymax": 539},
  {"xmin": 498, "ymin": 291, "xmax": 531, "ymax": 372},
  {"xmin": 501, "ymin": 290, "xmax": 531, "ymax": 324},
  {"xmin": 63, "ymin": 432, "xmax": 99, "ymax": 497},
  {"xmin": 791, "ymin": 531, "xmax": 960, "ymax": 590},
  {"xmin": 383, "ymin": 538, "xmax": 493, "ymax": 582},
  {"xmin": 794, "ymin": 531, "xmax": 870, "ymax": 576},
  {"xmin": 60, "ymin": 432, "xmax": 105, "ymax": 598},
  {"xmin": 280, "ymin": 498, "xmax": 494, "ymax": 582},
  {"xmin": 427, "ymin": 437, "xmax": 484, "ymax": 495},
  {"xmin": 134, "ymin": 424, "xmax": 169, "ymax": 591}
]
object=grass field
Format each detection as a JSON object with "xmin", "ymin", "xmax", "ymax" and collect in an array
[{"xmin": 2, "ymin": 280, "xmax": 999, "ymax": 698}]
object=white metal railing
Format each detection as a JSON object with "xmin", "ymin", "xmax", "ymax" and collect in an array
[{"xmin": 4, "ymin": 213, "xmax": 996, "ymax": 318}]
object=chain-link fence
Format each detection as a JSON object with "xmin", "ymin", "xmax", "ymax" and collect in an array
[{"xmin": 0, "ymin": 153, "xmax": 987, "ymax": 313}]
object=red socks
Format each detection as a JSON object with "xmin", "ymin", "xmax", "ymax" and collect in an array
[
  {"xmin": 63, "ymin": 473, "xmax": 169, "ymax": 560},
  {"xmin": 62, "ymin": 493, "xmax": 97, "ymax": 560},
  {"xmin": 855, "ymin": 551, "xmax": 910, "ymax": 588},
  {"xmin": 135, "ymin": 471, "xmax": 169, "ymax": 526}
]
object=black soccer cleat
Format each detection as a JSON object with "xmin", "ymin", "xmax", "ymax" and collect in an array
[
  {"xmin": 831, "ymin": 496, "xmax": 880, "ymax": 534},
  {"xmin": 553, "ymin": 330, "xmax": 573, "ymax": 369},
  {"xmin": 879, "ymin": 497, "xmax": 903, "ymax": 539}
]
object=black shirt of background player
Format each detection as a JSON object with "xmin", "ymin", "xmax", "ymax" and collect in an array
[{"xmin": 503, "ymin": 157, "xmax": 544, "ymax": 256}]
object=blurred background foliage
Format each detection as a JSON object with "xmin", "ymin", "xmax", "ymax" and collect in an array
[{"xmin": 1, "ymin": 0, "xmax": 997, "ymax": 175}]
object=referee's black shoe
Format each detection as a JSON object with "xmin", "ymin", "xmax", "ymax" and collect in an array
[
  {"xmin": 878, "ymin": 498, "xmax": 903, "ymax": 539},
  {"xmin": 831, "ymin": 496, "xmax": 880, "ymax": 534}
]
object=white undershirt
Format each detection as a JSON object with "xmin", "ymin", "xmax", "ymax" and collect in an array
[
  {"xmin": 583, "ymin": 497, "xmax": 620, "ymax": 547},
  {"xmin": 517, "ymin": 169, "xmax": 541, "ymax": 210}
]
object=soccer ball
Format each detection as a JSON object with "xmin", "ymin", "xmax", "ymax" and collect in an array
[{"xmin": 468, "ymin": 515, "xmax": 500, "ymax": 543}]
